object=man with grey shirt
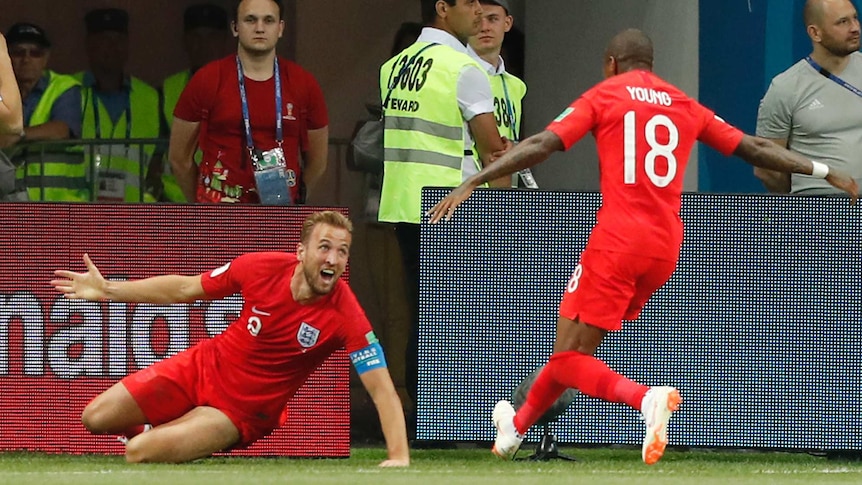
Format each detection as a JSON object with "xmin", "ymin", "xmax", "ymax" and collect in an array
[{"xmin": 755, "ymin": 0, "xmax": 862, "ymax": 194}]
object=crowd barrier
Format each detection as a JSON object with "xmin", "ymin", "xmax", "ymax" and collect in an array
[{"xmin": 5, "ymin": 138, "xmax": 351, "ymax": 204}]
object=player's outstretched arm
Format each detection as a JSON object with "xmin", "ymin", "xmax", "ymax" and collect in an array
[
  {"xmin": 427, "ymin": 130, "xmax": 564, "ymax": 223},
  {"xmin": 752, "ymin": 137, "xmax": 791, "ymax": 194},
  {"xmin": 358, "ymin": 367, "xmax": 410, "ymax": 467},
  {"xmin": 753, "ymin": 167, "xmax": 791, "ymax": 193},
  {"xmin": 51, "ymin": 253, "xmax": 207, "ymax": 304},
  {"xmin": 735, "ymin": 135, "xmax": 859, "ymax": 204}
]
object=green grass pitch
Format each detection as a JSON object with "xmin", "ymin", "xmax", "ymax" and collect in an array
[{"xmin": 2, "ymin": 447, "xmax": 862, "ymax": 485}]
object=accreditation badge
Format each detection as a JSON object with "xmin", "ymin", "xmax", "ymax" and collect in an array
[
  {"xmin": 252, "ymin": 146, "xmax": 292, "ymax": 205},
  {"xmin": 97, "ymin": 169, "xmax": 127, "ymax": 202}
]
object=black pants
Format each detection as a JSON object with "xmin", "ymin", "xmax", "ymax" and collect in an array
[{"xmin": 394, "ymin": 222, "xmax": 420, "ymax": 409}]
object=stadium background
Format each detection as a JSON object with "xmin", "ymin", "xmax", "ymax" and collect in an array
[{"xmin": 1, "ymin": 0, "xmax": 851, "ymax": 452}]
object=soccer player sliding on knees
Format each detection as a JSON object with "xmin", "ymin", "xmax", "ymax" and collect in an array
[
  {"xmin": 427, "ymin": 28, "xmax": 858, "ymax": 465},
  {"xmin": 51, "ymin": 212, "xmax": 409, "ymax": 467}
]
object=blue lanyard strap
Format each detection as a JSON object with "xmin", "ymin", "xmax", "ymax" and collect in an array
[
  {"xmin": 499, "ymin": 73, "xmax": 518, "ymax": 141},
  {"xmin": 805, "ymin": 56, "xmax": 862, "ymax": 99},
  {"xmin": 236, "ymin": 55, "xmax": 283, "ymax": 151}
]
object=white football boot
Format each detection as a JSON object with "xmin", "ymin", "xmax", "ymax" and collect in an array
[
  {"xmin": 640, "ymin": 386, "xmax": 682, "ymax": 465},
  {"xmin": 491, "ymin": 400, "xmax": 523, "ymax": 460},
  {"xmin": 116, "ymin": 423, "xmax": 152, "ymax": 445}
]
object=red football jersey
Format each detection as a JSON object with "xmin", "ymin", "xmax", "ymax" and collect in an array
[
  {"xmin": 174, "ymin": 56, "xmax": 328, "ymax": 203},
  {"xmin": 198, "ymin": 252, "xmax": 372, "ymax": 418},
  {"xmin": 547, "ymin": 70, "xmax": 744, "ymax": 259}
]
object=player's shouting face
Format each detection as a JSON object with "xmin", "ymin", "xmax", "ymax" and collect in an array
[{"xmin": 297, "ymin": 223, "xmax": 351, "ymax": 296}]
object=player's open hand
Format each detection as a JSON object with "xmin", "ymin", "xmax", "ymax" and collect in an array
[
  {"xmin": 378, "ymin": 458, "xmax": 410, "ymax": 467},
  {"xmin": 825, "ymin": 169, "xmax": 859, "ymax": 205},
  {"xmin": 426, "ymin": 183, "xmax": 476, "ymax": 223},
  {"xmin": 50, "ymin": 253, "xmax": 108, "ymax": 301}
]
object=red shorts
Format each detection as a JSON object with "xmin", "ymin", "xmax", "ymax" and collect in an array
[
  {"xmin": 558, "ymin": 247, "xmax": 677, "ymax": 331},
  {"xmin": 121, "ymin": 344, "xmax": 280, "ymax": 447}
]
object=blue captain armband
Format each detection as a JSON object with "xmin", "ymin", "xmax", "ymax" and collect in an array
[{"xmin": 350, "ymin": 342, "xmax": 388, "ymax": 375}]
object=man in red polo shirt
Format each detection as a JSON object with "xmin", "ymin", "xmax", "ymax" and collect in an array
[
  {"xmin": 170, "ymin": 0, "xmax": 328, "ymax": 204},
  {"xmin": 428, "ymin": 28, "xmax": 858, "ymax": 465}
]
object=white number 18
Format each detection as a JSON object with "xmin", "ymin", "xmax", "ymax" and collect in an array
[{"xmin": 623, "ymin": 111, "xmax": 679, "ymax": 187}]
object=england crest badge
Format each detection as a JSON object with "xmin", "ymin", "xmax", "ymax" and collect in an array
[{"xmin": 297, "ymin": 322, "xmax": 320, "ymax": 348}]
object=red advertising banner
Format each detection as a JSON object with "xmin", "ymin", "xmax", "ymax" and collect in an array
[{"xmin": 0, "ymin": 203, "xmax": 350, "ymax": 456}]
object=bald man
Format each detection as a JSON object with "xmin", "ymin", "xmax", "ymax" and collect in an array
[
  {"xmin": 755, "ymin": 0, "xmax": 862, "ymax": 194},
  {"xmin": 428, "ymin": 28, "xmax": 858, "ymax": 465}
]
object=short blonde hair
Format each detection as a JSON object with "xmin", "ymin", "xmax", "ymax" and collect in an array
[{"xmin": 300, "ymin": 211, "xmax": 353, "ymax": 243}]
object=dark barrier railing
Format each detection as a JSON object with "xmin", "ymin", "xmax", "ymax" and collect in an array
[
  {"xmin": 6, "ymin": 138, "xmax": 159, "ymax": 203},
  {"xmin": 5, "ymin": 137, "xmax": 352, "ymax": 204}
]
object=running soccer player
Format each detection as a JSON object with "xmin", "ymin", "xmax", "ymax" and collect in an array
[
  {"xmin": 50, "ymin": 211, "xmax": 409, "ymax": 466},
  {"xmin": 428, "ymin": 28, "xmax": 858, "ymax": 465}
]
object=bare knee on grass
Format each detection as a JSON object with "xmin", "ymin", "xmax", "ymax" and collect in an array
[
  {"xmin": 125, "ymin": 434, "xmax": 211, "ymax": 463},
  {"xmin": 80, "ymin": 399, "xmax": 119, "ymax": 434},
  {"xmin": 125, "ymin": 406, "xmax": 241, "ymax": 463},
  {"xmin": 81, "ymin": 382, "xmax": 147, "ymax": 434}
]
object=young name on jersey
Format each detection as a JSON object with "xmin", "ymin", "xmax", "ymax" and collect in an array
[{"xmin": 625, "ymin": 86, "xmax": 672, "ymax": 107}]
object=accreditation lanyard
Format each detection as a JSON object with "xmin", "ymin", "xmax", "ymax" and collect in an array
[
  {"xmin": 805, "ymin": 56, "xmax": 862, "ymax": 99},
  {"xmin": 90, "ymin": 87, "xmax": 133, "ymax": 165},
  {"xmin": 499, "ymin": 73, "xmax": 518, "ymax": 141},
  {"xmin": 236, "ymin": 55, "xmax": 283, "ymax": 153}
]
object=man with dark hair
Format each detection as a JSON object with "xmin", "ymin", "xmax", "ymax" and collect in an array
[
  {"xmin": 183, "ymin": 2, "xmax": 232, "ymax": 71},
  {"xmin": 77, "ymin": 7, "xmax": 161, "ymax": 202},
  {"xmin": 154, "ymin": 3, "xmax": 231, "ymax": 202},
  {"xmin": 171, "ymin": 0, "xmax": 328, "ymax": 205},
  {"xmin": 755, "ymin": 0, "xmax": 862, "ymax": 194},
  {"xmin": 429, "ymin": 28, "xmax": 858, "ymax": 465},
  {"xmin": 378, "ymin": 0, "xmax": 509, "ymax": 440},
  {"xmin": 51, "ymin": 211, "xmax": 410, "ymax": 466},
  {"xmin": 391, "ymin": 22, "xmax": 423, "ymax": 58},
  {"xmin": 233, "ymin": 0, "xmax": 284, "ymax": 20},
  {"xmin": 6, "ymin": 22, "xmax": 84, "ymax": 201}
]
